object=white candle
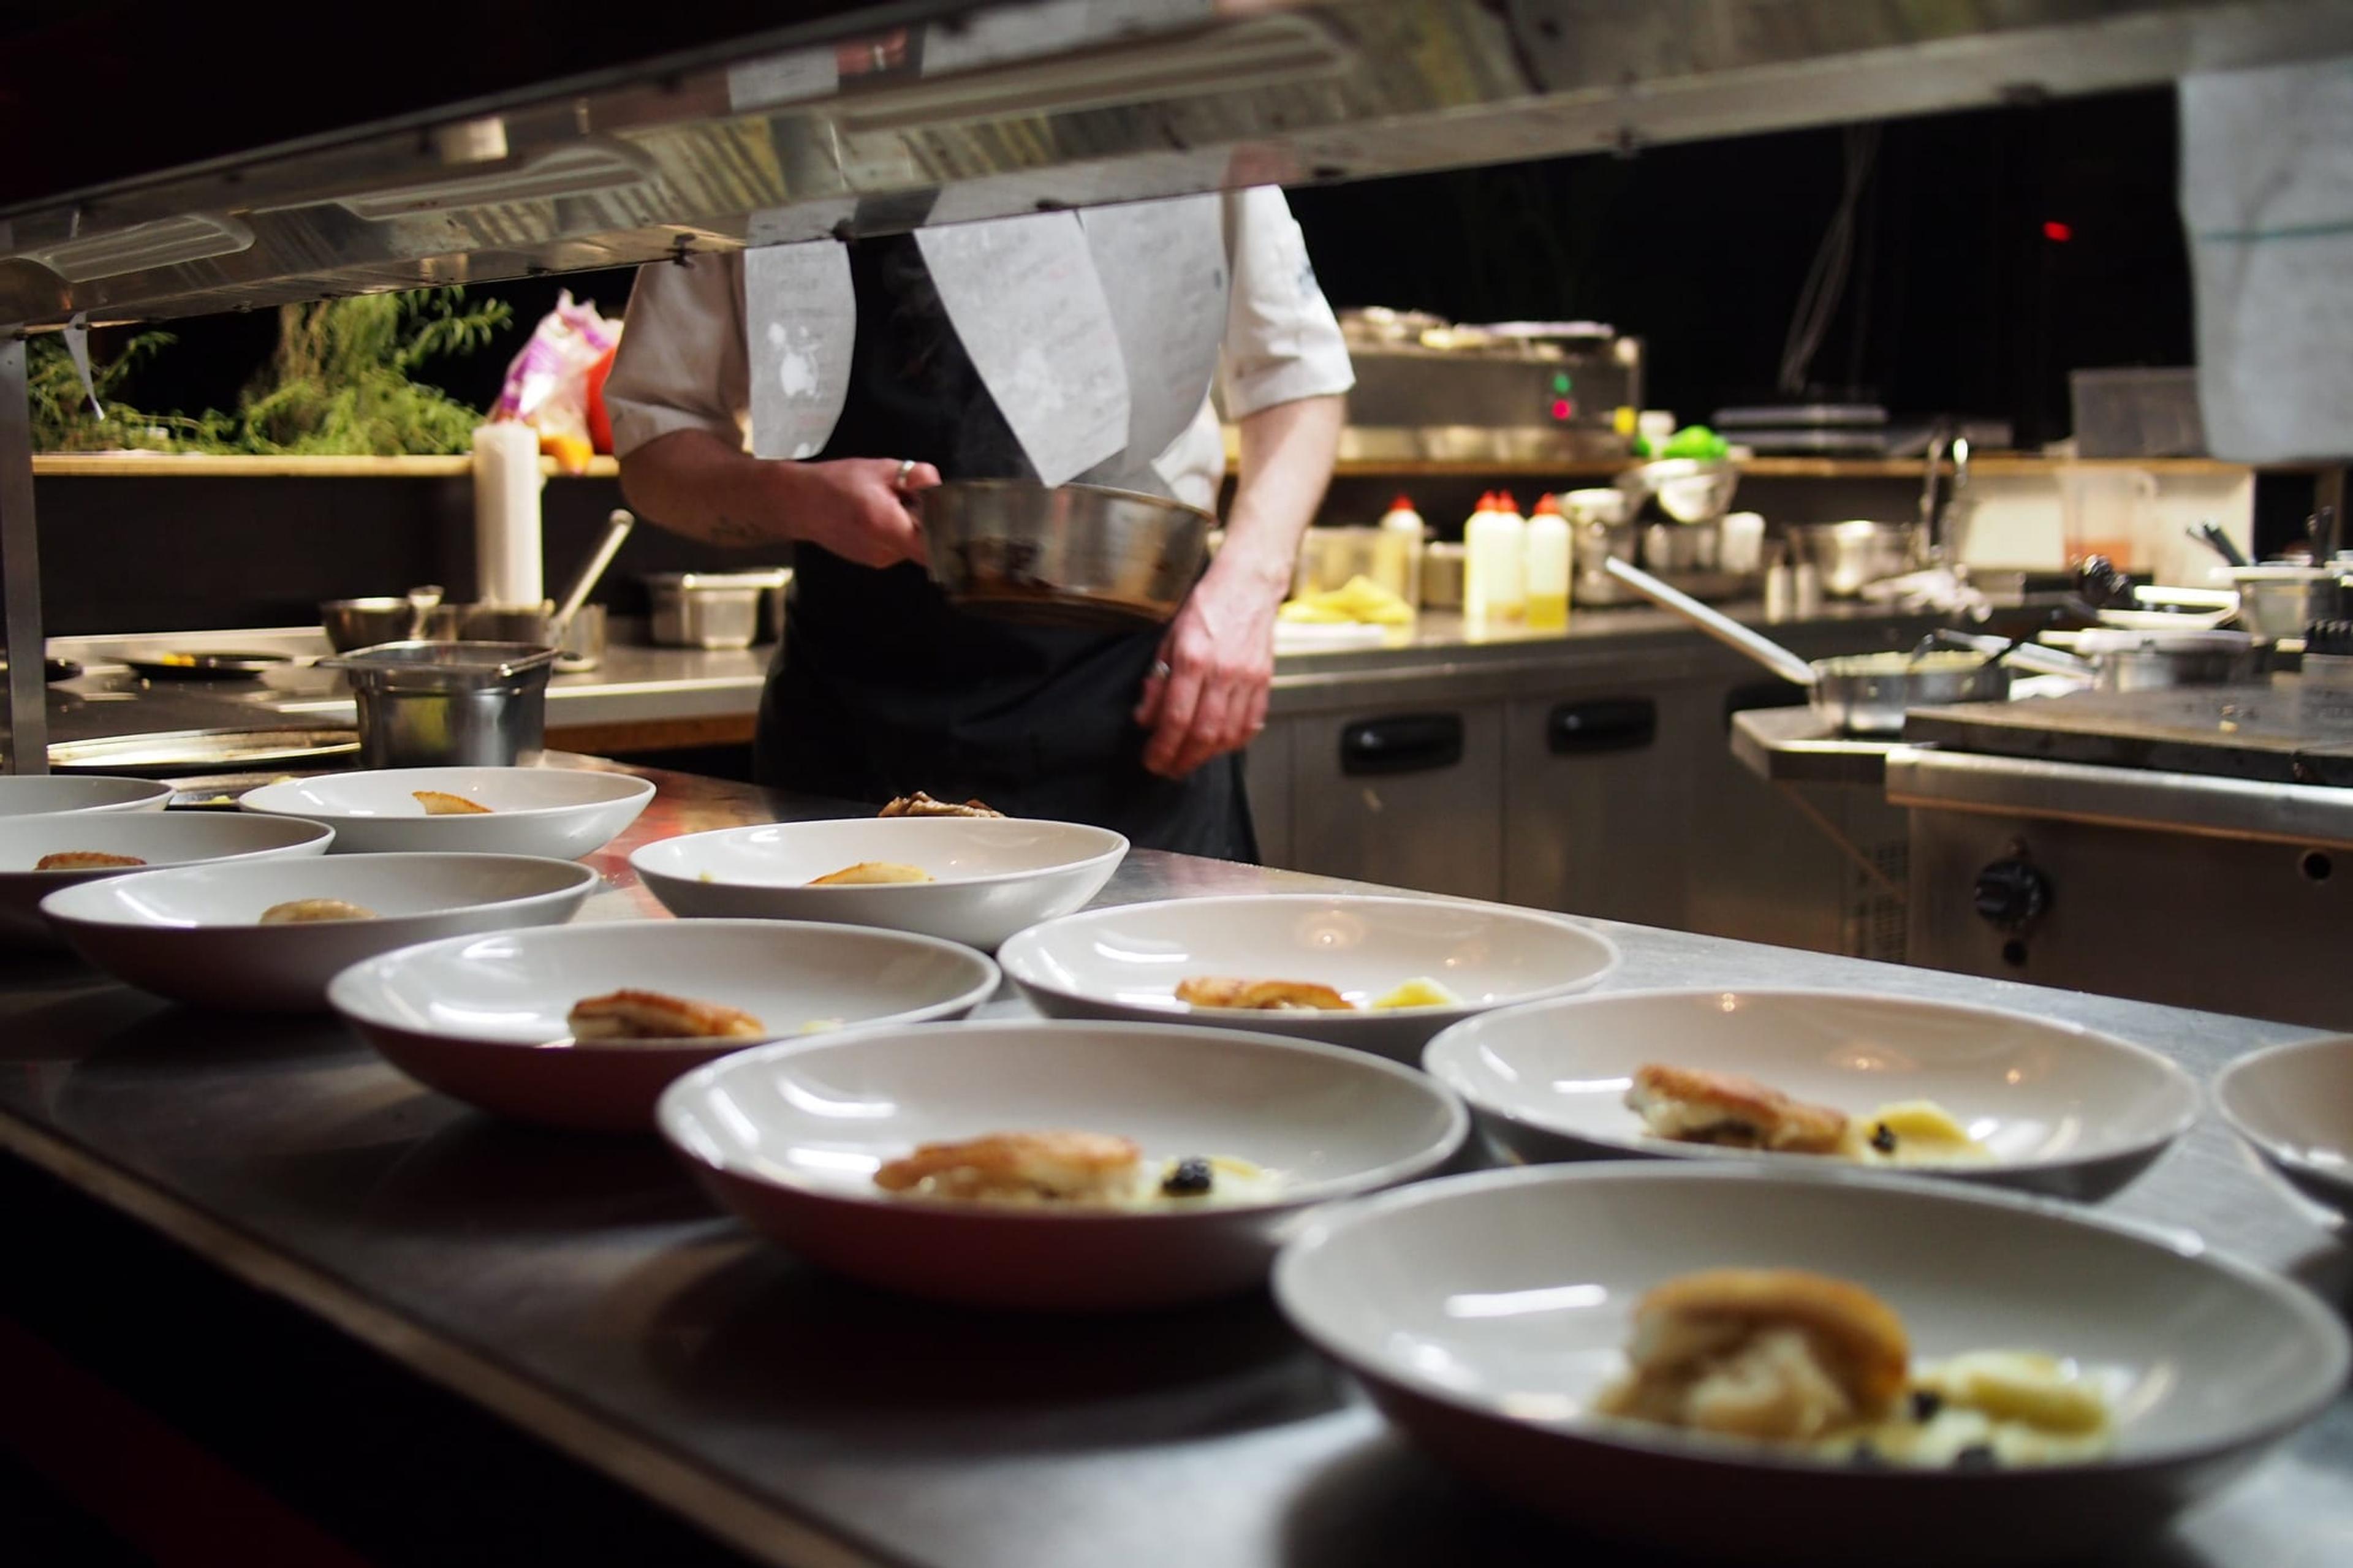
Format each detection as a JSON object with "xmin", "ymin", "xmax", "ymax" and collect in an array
[{"xmin": 472, "ymin": 422, "xmax": 544, "ymax": 605}]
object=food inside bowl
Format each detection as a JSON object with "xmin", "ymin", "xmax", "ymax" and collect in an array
[
  {"xmin": 1628, "ymin": 1064, "xmax": 1992, "ymax": 1166},
  {"xmin": 568, "ymin": 988, "xmax": 766, "ymax": 1042},
  {"xmin": 259, "ymin": 898, "xmax": 378, "ymax": 923},
  {"xmin": 1176, "ymin": 975, "xmax": 1468, "ymax": 1012},
  {"xmin": 878, "ymin": 792, "xmax": 1003, "ymax": 819},
  {"xmin": 810, "ymin": 861, "xmax": 934, "ymax": 886},
  {"xmin": 1596, "ymin": 1268, "xmax": 2112, "ymax": 1468},
  {"xmin": 414, "ymin": 790, "xmax": 494, "ymax": 816},
  {"xmin": 34, "ymin": 850, "xmax": 148, "ymax": 869},
  {"xmin": 871, "ymin": 1130, "xmax": 1282, "ymax": 1208}
]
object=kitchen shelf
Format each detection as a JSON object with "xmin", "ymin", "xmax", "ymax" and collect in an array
[{"xmin": 30, "ymin": 453, "xmax": 621, "ymax": 479}]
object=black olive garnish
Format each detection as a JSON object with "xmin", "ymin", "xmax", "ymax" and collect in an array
[
  {"xmin": 1909, "ymin": 1388, "xmax": 1944, "ymax": 1422},
  {"xmin": 1870, "ymin": 1123, "xmax": 1897, "ymax": 1154},
  {"xmin": 1952, "ymin": 1444, "xmax": 1999, "ymax": 1471},
  {"xmin": 1162, "ymin": 1157, "xmax": 1214, "ymax": 1197}
]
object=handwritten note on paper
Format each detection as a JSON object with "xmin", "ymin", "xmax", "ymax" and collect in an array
[
  {"xmin": 1079, "ymin": 195, "xmax": 1228, "ymax": 474},
  {"xmin": 745, "ymin": 241, "xmax": 858, "ymax": 461},
  {"xmin": 916, "ymin": 212, "xmax": 1130, "ymax": 487}
]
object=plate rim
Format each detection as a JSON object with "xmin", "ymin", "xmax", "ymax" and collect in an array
[
  {"xmin": 240, "ymin": 767, "xmax": 655, "ymax": 822},
  {"xmin": 631, "ymin": 816, "xmax": 1132, "ymax": 894},
  {"xmin": 2213, "ymin": 1033, "xmax": 2353, "ymax": 1196}
]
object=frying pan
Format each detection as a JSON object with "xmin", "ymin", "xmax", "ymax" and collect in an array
[{"xmin": 1602, "ymin": 556, "xmax": 2007, "ymax": 735}]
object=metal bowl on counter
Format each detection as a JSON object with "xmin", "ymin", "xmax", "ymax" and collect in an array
[
  {"xmin": 319, "ymin": 641, "xmax": 559, "ymax": 767},
  {"xmin": 322, "ymin": 588, "xmax": 441, "ymax": 653},
  {"xmin": 1785, "ymin": 520, "xmax": 1923, "ymax": 597},
  {"xmin": 920, "ymin": 479, "xmax": 1211, "ymax": 630}
]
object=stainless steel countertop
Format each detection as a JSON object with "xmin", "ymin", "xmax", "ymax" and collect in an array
[
  {"xmin": 43, "ymin": 601, "xmax": 1938, "ymax": 742},
  {"xmin": 2, "ymin": 762, "xmax": 2346, "ymax": 1568}
]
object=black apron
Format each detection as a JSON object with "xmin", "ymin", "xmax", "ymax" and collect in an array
[{"xmin": 753, "ymin": 235, "xmax": 1257, "ymax": 862}]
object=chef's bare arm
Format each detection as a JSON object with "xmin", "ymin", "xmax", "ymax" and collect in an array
[
  {"xmin": 1135, "ymin": 392, "xmax": 1344, "ymax": 780},
  {"xmin": 617, "ymin": 431, "xmax": 936, "ymax": 569}
]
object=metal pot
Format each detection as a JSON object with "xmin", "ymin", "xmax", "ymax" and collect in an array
[
  {"xmin": 645, "ymin": 570, "xmax": 790, "ymax": 649},
  {"xmin": 2224, "ymin": 565, "xmax": 2346, "ymax": 642},
  {"xmin": 320, "ymin": 641, "xmax": 559, "ymax": 767},
  {"xmin": 1602, "ymin": 557, "xmax": 2008, "ymax": 734},
  {"xmin": 1421, "ymin": 542, "xmax": 1466, "ymax": 609},
  {"xmin": 2070, "ymin": 628, "xmax": 2258, "ymax": 691},
  {"xmin": 919, "ymin": 479, "xmax": 1211, "ymax": 629},
  {"xmin": 1784, "ymin": 521, "xmax": 1923, "ymax": 597}
]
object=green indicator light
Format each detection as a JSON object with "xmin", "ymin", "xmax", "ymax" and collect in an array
[{"xmin": 1552, "ymin": 372, "xmax": 1572, "ymax": 393}]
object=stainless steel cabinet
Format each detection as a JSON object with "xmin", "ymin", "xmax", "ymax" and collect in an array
[
  {"xmin": 1252, "ymin": 705, "xmax": 1504, "ymax": 900},
  {"xmin": 1502, "ymin": 688, "xmax": 1707, "ymax": 928}
]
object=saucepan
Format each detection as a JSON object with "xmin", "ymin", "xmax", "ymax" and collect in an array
[
  {"xmin": 1602, "ymin": 556, "xmax": 2008, "ymax": 735},
  {"xmin": 918, "ymin": 479, "xmax": 1212, "ymax": 630}
]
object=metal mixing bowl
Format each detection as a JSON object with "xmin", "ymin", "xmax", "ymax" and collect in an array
[
  {"xmin": 920, "ymin": 479, "xmax": 1212, "ymax": 629},
  {"xmin": 1786, "ymin": 521, "xmax": 1923, "ymax": 597},
  {"xmin": 322, "ymin": 597, "xmax": 425, "ymax": 653}
]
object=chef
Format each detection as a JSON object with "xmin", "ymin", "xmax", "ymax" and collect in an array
[{"xmin": 604, "ymin": 187, "xmax": 1351, "ymax": 858}]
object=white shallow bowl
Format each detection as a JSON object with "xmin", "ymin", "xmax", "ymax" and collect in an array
[
  {"xmin": 0, "ymin": 775, "xmax": 173, "ymax": 817},
  {"xmin": 42, "ymin": 852, "xmax": 597, "ymax": 1011},
  {"xmin": 1274, "ymin": 1164, "xmax": 2348, "ymax": 1566},
  {"xmin": 632, "ymin": 816, "xmax": 1128, "ymax": 950},
  {"xmin": 330, "ymin": 919, "xmax": 1002, "ymax": 1132},
  {"xmin": 0, "ymin": 812, "xmax": 336, "ymax": 948},
  {"xmin": 1422, "ymin": 988, "xmax": 2200, "ymax": 1201},
  {"xmin": 2215, "ymin": 1034, "xmax": 2353, "ymax": 1223},
  {"xmin": 240, "ymin": 767, "xmax": 654, "ymax": 858},
  {"xmin": 997, "ymin": 895, "xmax": 1621, "ymax": 1064},
  {"xmin": 657, "ymin": 1019, "xmax": 1470, "ymax": 1311}
]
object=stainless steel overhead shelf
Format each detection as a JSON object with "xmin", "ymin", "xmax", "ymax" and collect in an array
[{"xmin": 1, "ymin": 0, "xmax": 2347, "ymax": 328}]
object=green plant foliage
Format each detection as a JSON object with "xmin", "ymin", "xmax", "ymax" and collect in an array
[{"xmin": 28, "ymin": 287, "xmax": 512, "ymax": 455}]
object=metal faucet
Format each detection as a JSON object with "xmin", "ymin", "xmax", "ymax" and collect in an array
[{"xmin": 1919, "ymin": 423, "xmax": 1972, "ymax": 566}]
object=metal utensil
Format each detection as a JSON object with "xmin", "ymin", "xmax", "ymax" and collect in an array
[
  {"xmin": 920, "ymin": 479, "xmax": 1213, "ymax": 629},
  {"xmin": 2187, "ymin": 521, "xmax": 2249, "ymax": 569},
  {"xmin": 1602, "ymin": 556, "xmax": 2007, "ymax": 733},
  {"xmin": 551, "ymin": 510, "xmax": 633, "ymax": 646},
  {"xmin": 317, "ymin": 641, "xmax": 559, "ymax": 767}
]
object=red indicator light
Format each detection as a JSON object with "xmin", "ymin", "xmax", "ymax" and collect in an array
[
  {"xmin": 1550, "ymin": 398, "xmax": 1574, "ymax": 420},
  {"xmin": 2042, "ymin": 221, "xmax": 2073, "ymax": 243}
]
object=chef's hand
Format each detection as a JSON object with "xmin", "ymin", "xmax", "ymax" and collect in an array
[
  {"xmin": 1133, "ymin": 552, "xmax": 1286, "ymax": 779},
  {"xmin": 781, "ymin": 457, "xmax": 939, "ymax": 569}
]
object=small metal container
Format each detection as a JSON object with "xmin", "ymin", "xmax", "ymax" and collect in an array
[
  {"xmin": 321, "ymin": 641, "xmax": 559, "ymax": 767},
  {"xmin": 558, "ymin": 602, "xmax": 607, "ymax": 672},
  {"xmin": 645, "ymin": 570, "xmax": 789, "ymax": 650},
  {"xmin": 2225, "ymin": 566, "xmax": 2346, "ymax": 642},
  {"xmin": 1421, "ymin": 542, "xmax": 1466, "ymax": 609},
  {"xmin": 1640, "ymin": 521, "xmax": 1719, "ymax": 573},
  {"xmin": 1809, "ymin": 651, "xmax": 2010, "ymax": 735},
  {"xmin": 1784, "ymin": 521, "xmax": 1923, "ymax": 597},
  {"xmin": 422, "ymin": 601, "xmax": 555, "ymax": 645},
  {"xmin": 920, "ymin": 479, "xmax": 1211, "ymax": 629}
]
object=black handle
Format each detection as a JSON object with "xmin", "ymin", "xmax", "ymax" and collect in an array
[
  {"xmin": 1547, "ymin": 698, "xmax": 1655, "ymax": 755},
  {"xmin": 1340, "ymin": 714, "xmax": 1463, "ymax": 776}
]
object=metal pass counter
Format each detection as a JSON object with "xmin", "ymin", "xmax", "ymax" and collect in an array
[{"xmin": 3, "ymin": 765, "xmax": 2347, "ymax": 1567}]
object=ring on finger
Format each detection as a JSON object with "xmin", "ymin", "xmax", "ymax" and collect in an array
[
  {"xmin": 893, "ymin": 458, "xmax": 916, "ymax": 490},
  {"xmin": 1149, "ymin": 659, "xmax": 1172, "ymax": 681}
]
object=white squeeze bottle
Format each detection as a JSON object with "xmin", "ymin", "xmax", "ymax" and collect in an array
[
  {"xmin": 1463, "ymin": 491, "xmax": 1499, "ymax": 623},
  {"xmin": 1374, "ymin": 493, "xmax": 1425, "ymax": 607},
  {"xmin": 1491, "ymin": 491, "xmax": 1528, "ymax": 620},
  {"xmin": 1525, "ymin": 492, "xmax": 1571, "ymax": 631}
]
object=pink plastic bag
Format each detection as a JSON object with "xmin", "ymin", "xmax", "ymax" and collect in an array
[{"xmin": 493, "ymin": 291, "xmax": 621, "ymax": 471}]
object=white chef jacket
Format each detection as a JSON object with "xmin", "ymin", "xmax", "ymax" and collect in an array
[{"xmin": 602, "ymin": 187, "xmax": 1354, "ymax": 512}]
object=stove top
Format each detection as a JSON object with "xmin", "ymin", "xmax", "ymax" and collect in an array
[{"xmin": 1903, "ymin": 676, "xmax": 2353, "ymax": 787}]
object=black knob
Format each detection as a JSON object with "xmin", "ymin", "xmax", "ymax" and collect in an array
[{"xmin": 1973, "ymin": 858, "xmax": 2050, "ymax": 930}]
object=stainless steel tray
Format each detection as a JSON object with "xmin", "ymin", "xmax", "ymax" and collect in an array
[{"xmin": 50, "ymin": 727, "xmax": 359, "ymax": 776}]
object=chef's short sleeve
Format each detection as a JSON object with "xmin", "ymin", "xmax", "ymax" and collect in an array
[
  {"xmin": 1218, "ymin": 186, "xmax": 1354, "ymax": 419},
  {"xmin": 603, "ymin": 252, "xmax": 751, "ymax": 458}
]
